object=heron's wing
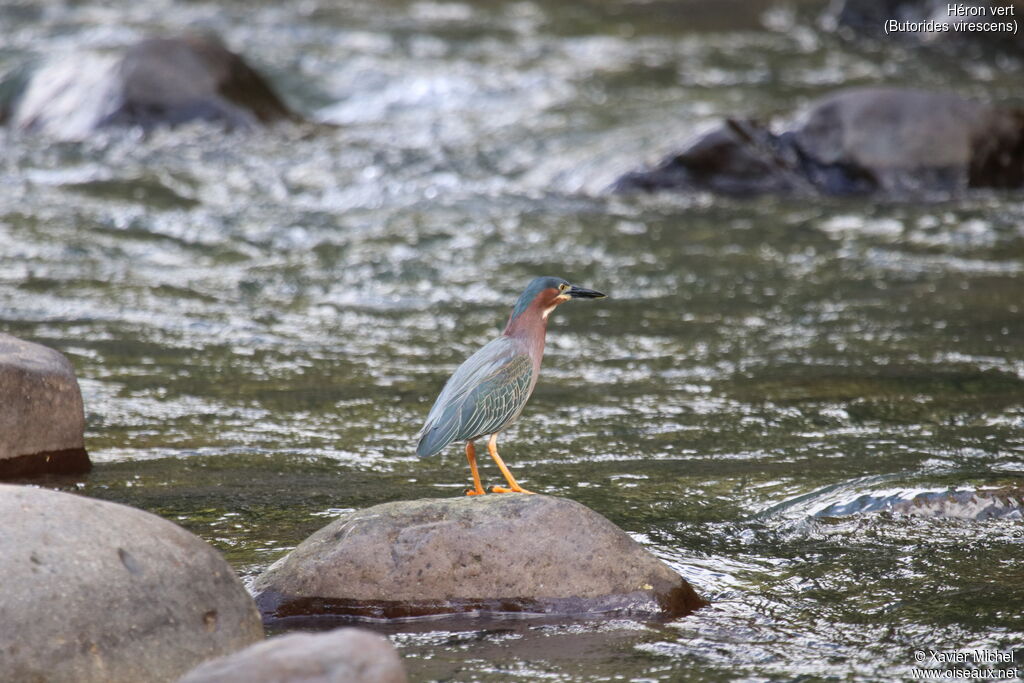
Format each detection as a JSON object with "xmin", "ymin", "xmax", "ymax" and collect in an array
[
  {"xmin": 426, "ymin": 337, "xmax": 519, "ymax": 421},
  {"xmin": 417, "ymin": 337, "xmax": 534, "ymax": 457},
  {"xmin": 457, "ymin": 353, "xmax": 533, "ymax": 440}
]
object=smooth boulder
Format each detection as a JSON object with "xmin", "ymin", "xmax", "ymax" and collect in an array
[
  {"xmin": 10, "ymin": 33, "xmax": 298, "ymax": 139},
  {"xmin": 179, "ymin": 628, "xmax": 407, "ymax": 683},
  {"xmin": 0, "ymin": 484, "xmax": 264, "ymax": 682},
  {"xmin": 0, "ymin": 333, "xmax": 90, "ymax": 477},
  {"xmin": 254, "ymin": 494, "xmax": 707, "ymax": 623},
  {"xmin": 613, "ymin": 87, "xmax": 1024, "ymax": 198}
]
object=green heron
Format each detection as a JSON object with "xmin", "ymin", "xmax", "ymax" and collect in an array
[{"xmin": 417, "ymin": 276, "xmax": 606, "ymax": 495}]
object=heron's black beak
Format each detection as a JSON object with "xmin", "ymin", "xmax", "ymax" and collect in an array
[{"xmin": 568, "ymin": 285, "xmax": 607, "ymax": 299}]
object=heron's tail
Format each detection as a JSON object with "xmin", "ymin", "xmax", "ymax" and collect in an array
[{"xmin": 415, "ymin": 425, "xmax": 451, "ymax": 458}]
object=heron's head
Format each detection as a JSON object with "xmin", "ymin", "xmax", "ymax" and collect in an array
[{"xmin": 508, "ymin": 276, "xmax": 606, "ymax": 324}]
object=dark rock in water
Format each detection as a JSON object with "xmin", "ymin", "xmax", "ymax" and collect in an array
[
  {"xmin": 793, "ymin": 89, "xmax": 1024, "ymax": 193},
  {"xmin": 0, "ymin": 333, "xmax": 90, "ymax": 478},
  {"xmin": 11, "ymin": 34, "xmax": 298, "ymax": 139},
  {"xmin": 178, "ymin": 628, "xmax": 408, "ymax": 683},
  {"xmin": 0, "ymin": 484, "xmax": 263, "ymax": 682},
  {"xmin": 253, "ymin": 494, "xmax": 707, "ymax": 624},
  {"xmin": 613, "ymin": 88, "xmax": 1024, "ymax": 198},
  {"xmin": 614, "ymin": 119, "xmax": 810, "ymax": 196},
  {"xmin": 816, "ymin": 486, "xmax": 1024, "ymax": 520}
]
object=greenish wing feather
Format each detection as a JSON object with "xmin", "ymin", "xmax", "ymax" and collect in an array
[
  {"xmin": 417, "ymin": 341, "xmax": 534, "ymax": 456},
  {"xmin": 459, "ymin": 353, "xmax": 533, "ymax": 440}
]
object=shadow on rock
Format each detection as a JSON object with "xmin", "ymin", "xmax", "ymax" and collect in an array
[
  {"xmin": 253, "ymin": 494, "xmax": 708, "ymax": 627},
  {"xmin": 613, "ymin": 87, "xmax": 1024, "ymax": 199},
  {"xmin": 7, "ymin": 33, "xmax": 302, "ymax": 140}
]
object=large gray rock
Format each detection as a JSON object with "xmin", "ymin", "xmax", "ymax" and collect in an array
[
  {"xmin": 0, "ymin": 484, "xmax": 264, "ymax": 682},
  {"xmin": 0, "ymin": 333, "xmax": 90, "ymax": 477},
  {"xmin": 253, "ymin": 495, "xmax": 707, "ymax": 623},
  {"xmin": 179, "ymin": 629, "xmax": 407, "ymax": 683},
  {"xmin": 10, "ymin": 34, "xmax": 298, "ymax": 140},
  {"xmin": 791, "ymin": 88, "xmax": 1023, "ymax": 194},
  {"xmin": 613, "ymin": 87, "xmax": 1024, "ymax": 198}
]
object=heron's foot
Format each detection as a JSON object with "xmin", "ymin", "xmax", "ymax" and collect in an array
[
  {"xmin": 465, "ymin": 485, "xmax": 487, "ymax": 496},
  {"xmin": 490, "ymin": 484, "xmax": 535, "ymax": 494}
]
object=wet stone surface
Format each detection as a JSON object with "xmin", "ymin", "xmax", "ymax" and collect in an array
[
  {"xmin": 814, "ymin": 486, "xmax": 1024, "ymax": 520},
  {"xmin": 254, "ymin": 495, "xmax": 707, "ymax": 625},
  {"xmin": 613, "ymin": 87, "xmax": 1024, "ymax": 198},
  {"xmin": 8, "ymin": 33, "xmax": 299, "ymax": 140}
]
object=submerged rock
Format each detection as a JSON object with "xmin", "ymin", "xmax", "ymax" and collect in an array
[
  {"xmin": 613, "ymin": 87, "xmax": 1024, "ymax": 198},
  {"xmin": 0, "ymin": 333, "xmax": 90, "ymax": 478},
  {"xmin": 10, "ymin": 34, "xmax": 298, "ymax": 139},
  {"xmin": 178, "ymin": 628, "xmax": 408, "ymax": 683},
  {"xmin": 816, "ymin": 486, "xmax": 1024, "ymax": 520},
  {"xmin": 254, "ymin": 494, "xmax": 707, "ymax": 623},
  {"xmin": 0, "ymin": 484, "xmax": 263, "ymax": 682}
]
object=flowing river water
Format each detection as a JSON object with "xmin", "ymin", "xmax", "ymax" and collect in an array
[{"xmin": 2, "ymin": 0, "xmax": 1023, "ymax": 680}]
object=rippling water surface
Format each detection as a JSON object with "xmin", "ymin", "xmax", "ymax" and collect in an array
[{"xmin": 2, "ymin": 0, "xmax": 1023, "ymax": 680}]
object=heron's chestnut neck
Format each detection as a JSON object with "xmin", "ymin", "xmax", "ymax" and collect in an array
[{"xmin": 503, "ymin": 288, "xmax": 564, "ymax": 338}]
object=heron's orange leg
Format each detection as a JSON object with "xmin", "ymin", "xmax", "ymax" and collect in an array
[
  {"xmin": 464, "ymin": 441, "xmax": 486, "ymax": 496},
  {"xmin": 486, "ymin": 433, "xmax": 534, "ymax": 494}
]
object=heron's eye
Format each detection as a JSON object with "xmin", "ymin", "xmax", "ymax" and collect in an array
[{"xmin": 559, "ymin": 283, "xmax": 569, "ymax": 292}]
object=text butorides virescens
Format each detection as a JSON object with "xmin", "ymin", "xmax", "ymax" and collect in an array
[{"xmin": 416, "ymin": 276, "xmax": 606, "ymax": 494}]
